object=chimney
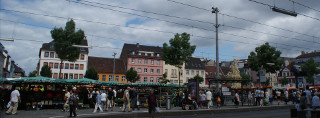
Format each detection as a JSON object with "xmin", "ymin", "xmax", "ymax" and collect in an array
[
  {"xmin": 301, "ymin": 51, "xmax": 305, "ymax": 55},
  {"xmin": 137, "ymin": 43, "xmax": 140, "ymax": 48}
]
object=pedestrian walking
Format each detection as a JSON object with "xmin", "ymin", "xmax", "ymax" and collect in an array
[
  {"xmin": 132, "ymin": 87, "xmax": 140, "ymax": 111},
  {"xmin": 107, "ymin": 88, "xmax": 114, "ymax": 111},
  {"xmin": 248, "ymin": 91, "xmax": 253, "ymax": 106},
  {"xmin": 147, "ymin": 89, "xmax": 157, "ymax": 118},
  {"xmin": 234, "ymin": 92, "xmax": 240, "ymax": 107},
  {"xmin": 93, "ymin": 91, "xmax": 103, "ymax": 113},
  {"xmin": 199, "ymin": 91, "xmax": 206, "ymax": 108},
  {"xmin": 304, "ymin": 86, "xmax": 312, "ymax": 108},
  {"xmin": 63, "ymin": 89, "xmax": 70, "ymax": 112},
  {"xmin": 68, "ymin": 91, "xmax": 77, "ymax": 117},
  {"xmin": 276, "ymin": 90, "xmax": 281, "ymax": 105},
  {"xmin": 122, "ymin": 87, "xmax": 131, "ymax": 112},
  {"xmin": 113, "ymin": 88, "xmax": 117, "ymax": 109},
  {"xmin": 312, "ymin": 92, "xmax": 320, "ymax": 110},
  {"xmin": 284, "ymin": 90, "xmax": 289, "ymax": 104},
  {"xmin": 206, "ymin": 90, "xmax": 212, "ymax": 109},
  {"xmin": 100, "ymin": 90, "xmax": 107, "ymax": 111},
  {"xmin": 6, "ymin": 87, "xmax": 21, "ymax": 115}
]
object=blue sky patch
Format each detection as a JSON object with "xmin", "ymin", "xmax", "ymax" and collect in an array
[{"xmin": 125, "ymin": 18, "xmax": 149, "ymax": 27}]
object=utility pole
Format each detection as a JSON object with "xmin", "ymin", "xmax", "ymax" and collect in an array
[
  {"xmin": 212, "ymin": 7, "xmax": 220, "ymax": 92},
  {"xmin": 113, "ymin": 52, "xmax": 117, "ymax": 82}
]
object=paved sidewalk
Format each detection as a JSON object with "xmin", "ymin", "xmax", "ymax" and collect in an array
[{"xmin": 0, "ymin": 102, "xmax": 294, "ymax": 118}]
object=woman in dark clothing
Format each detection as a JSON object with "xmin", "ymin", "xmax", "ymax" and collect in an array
[
  {"xmin": 69, "ymin": 91, "xmax": 77, "ymax": 117},
  {"xmin": 147, "ymin": 89, "xmax": 157, "ymax": 118}
]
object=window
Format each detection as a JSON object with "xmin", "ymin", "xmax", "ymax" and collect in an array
[
  {"xmin": 151, "ymin": 60, "xmax": 154, "ymax": 64},
  {"xmin": 102, "ymin": 75, "xmax": 106, "ymax": 81},
  {"xmin": 138, "ymin": 59, "xmax": 142, "ymax": 64},
  {"xmin": 170, "ymin": 80, "xmax": 173, "ymax": 84},
  {"xmin": 174, "ymin": 80, "xmax": 178, "ymax": 83},
  {"xmin": 151, "ymin": 69, "xmax": 154, "ymax": 73},
  {"xmin": 98, "ymin": 75, "xmax": 100, "ymax": 80},
  {"xmin": 44, "ymin": 52, "xmax": 49, "ymax": 57},
  {"xmin": 109, "ymin": 75, "xmax": 113, "ymax": 81},
  {"xmin": 75, "ymin": 64, "xmax": 79, "ymax": 70},
  {"xmin": 69, "ymin": 74, "xmax": 73, "ymax": 79},
  {"xmin": 54, "ymin": 63, "xmax": 58, "ymax": 69},
  {"xmin": 157, "ymin": 54, "xmax": 160, "ymax": 57},
  {"xmin": 157, "ymin": 69, "xmax": 160, "ymax": 74},
  {"xmin": 181, "ymin": 80, "xmax": 183, "ymax": 83},
  {"xmin": 187, "ymin": 77, "xmax": 189, "ymax": 80},
  {"xmin": 80, "ymin": 64, "xmax": 84, "ymax": 70},
  {"xmin": 59, "ymin": 73, "xmax": 63, "ymax": 79},
  {"xmin": 186, "ymin": 70, "xmax": 189, "ymax": 75},
  {"xmin": 122, "ymin": 76, "xmax": 126, "ymax": 82},
  {"xmin": 138, "ymin": 53, "xmax": 141, "ymax": 55},
  {"xmin": 115, "ymin": 75, "xmax": 119, "ymax": 82},
  {"xmin": 65, "ymin": 63, "xmax": 69, "ymax": 69},
  {"xmin": 50, "ymin": 52, "xmax": 54, "ymax": 58},
  {"xmin": 55, "ymin": 53, "xmax": 58, "ymax": 58},
  {"xmin": 60, "ymin": 63, "xmax": 64, "ymax": 69},
  {"xmin": 44, "ymin": 62, "xmax": 48, "ymax": 66},
  {"xmin": 151, "ymin": 53, "xmax": 154, "ymax": 56},
  {"xmin": 156, "ymin": 78, "xmax": 160, "ymax": 82},
  {"xmin": 196, "ymin": 71, "xmax": 199, "ymax": 75},
  {"xmin": 70, "ymin": 64, "xmax": 74, "ymax": 69},
  {"xmin": 150, "ymin": 77, "xmax": 154, "ymax": 82},
  {"xmin": 137, "ymin": 68, "xmax": 141, "ymax": 72},
  {"xmin": 64, "ymin": 73, "xmax": 68, "ymax": 79},
  {"xmin": 144, "ymin": 77, "xmax": 147, "ymax": 82},
  {"xmin": 49, "ymin": 62, "xmax": 53, "ymax": 68},
  {"xmin": 201, "ymin": 71, "xmax": 204, "ymax": 76},
  {"xmin": 165, "ymin": 69, "xmax": 168, "ymax": 74},
  {"xmin": 132, "ymin": 58, "xmax": 135, "ymax": 63},
  {"xmin": 80, "ymin": 54, "xmax": 85, "ymax": 60},
  {"xmin": 191, "ymin": 70, "xmax": 194, "ymax": 75},
  {"xmin": 144, "ymin": 59, "xmax": 148, "ymax": 64},
  {"xmin": 79, "ymin": 74, "xmax": 83, "ymax": 79},
  {"xmin": 157, "ymin": 60, "xmax": 160, "ymax": 65},
  {"xmin": 132, "ymin": 51, "xmax": 135, "ymax": 55},
  {"xmin": 53, "ymin": 73, "xmax": 58, "ymax": 79},
  {"xmin": 137, "ymin": 77, "xmax": 141, "ymax": 83},
  {"xmin": 74, "ymin": 74, "xmax": 78, "ymax": 79},
  {"xmin": 144, "ymin": 68, "xmax": 148, "ymax": 73}
]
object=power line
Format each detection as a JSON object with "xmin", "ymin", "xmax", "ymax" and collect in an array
[
  {"xmin": 290, "ymin": 0, "xmax": 320, "ymax": 13},
  {"xmin": 249, "ymin": 0, "xmax": 320, "ymax": 21},
  {"xmin": 166, "ymin": 0, "xmax": 320, "ymax": 39}
]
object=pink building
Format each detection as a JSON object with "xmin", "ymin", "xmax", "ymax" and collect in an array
[{"xmin": 120, "ymin": 43, "xmax": 163, "ymax": 83}]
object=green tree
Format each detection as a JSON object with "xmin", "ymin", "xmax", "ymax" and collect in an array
[
  {"xmin": 248, "ymin": 43, "xmax": 282, "ymax": 73},
  {"xmin": 240, "ymin": 72, "xmax": 251, "ymax": 85},
  {"xmin": 28, "ymin": 70, "xmax": 37, "ymax": 77},
  {"xmin": 51, "ymin": 19, "xmax": 85, "ymax": 78},
  {"xmin": 162, "ymin": 32, "xmax": 196, "ymax": 86},
  {"xmin": 84, "ymin": 67, "xmax": 98, "ymax": 80},
  {"xmin": 279, "ymin": 77, "xmax": 289, "ymax": 87},
  {"xmin": 160, "ymin": 73, "xmax": 170, "ymax": 84},
  {"xmin": 40, "ymin": 65, "xmax": 52, "ymax": 77},
  {"xmin": 193, "ymin": 74, "xmax": 204, "ymax": 83},
  {"xmin": 301, "ymin": 58, "xmax": 320, "ymax": 85},
  {"xmin": 125, "ymin": 68, "xmax": 140, "ymax": 83}
]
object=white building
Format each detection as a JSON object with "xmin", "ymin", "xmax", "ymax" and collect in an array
[
  {"xmin": 163, "ymin": 62, "xmax": 185, "ymax": 84},
  {"xmin": 184, "ymin": 57, "xmax": 206, "ymax": 87},
  {"xmin": 37, "ymin": 39, "xmax": 89, "ymax": 79}
]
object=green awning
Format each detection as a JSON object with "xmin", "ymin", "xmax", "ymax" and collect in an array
[
  {"xmin": 64, "ymin": 78, "xmax": 102, "ymax": 85},
  {"xmin": 10, "ymin": 76, "xmax": 62, "ymax": 84},
  {"xmin": 132, "ymin": 82, "xmax": 167, "ymax": 87}
]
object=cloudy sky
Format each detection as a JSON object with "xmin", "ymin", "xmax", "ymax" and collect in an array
[{"xmin": 1, "ymin": 0, "xmax": 320, "ymax": 75}]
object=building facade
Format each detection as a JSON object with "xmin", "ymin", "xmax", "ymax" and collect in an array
[
  {"xmin": 120, "ymin": 43, "xmax": 163, "ymax": 83},
  {"xmin": 13, "ymin": 64, "xmax": 25, "ymax": 78},
  {"xmin": 184, "ymin": 57, "xmax": 206, "ymax": 86},
  {"xmin": 163, "ymin": 62, "xmax": 185, "ymax": 84},
  {"xmin": 88, "ymin": 56, "xmax": 127, "ymax": 83},
  {"xmin": 38, "ymin": 39, "xmax": 89, "ymax": 79}
]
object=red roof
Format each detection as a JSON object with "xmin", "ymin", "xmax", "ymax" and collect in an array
[{"xmin": 88, "ymin": 56, "xmax": 126, "ymax": 74}]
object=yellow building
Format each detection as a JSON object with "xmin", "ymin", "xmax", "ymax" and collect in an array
[{"xmin": 88, "ymin": 56, "xmax": 127, "ymax": 83}]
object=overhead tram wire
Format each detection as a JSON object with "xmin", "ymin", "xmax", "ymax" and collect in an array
[
  {"xmin": 249, "ymin": 0, "xmax": 320, "ymax": 22},
  {"xmin": 290, "ymin": 0, "xmax": 320, "ymax": 13},
  {"xmin": 66, "ymin": 0, "xmax": 320, "ymax": 48},
  {"xmin": 166, "ymin": 0, "xmax": 320, "ymax": 39},
  {"xmin": 0, "ymin": 11, "xmax": 315, "ymax": 52}
]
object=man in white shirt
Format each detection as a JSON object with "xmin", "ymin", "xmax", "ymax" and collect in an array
[
  {"xmin": 304, "ymin": 86, "xmax": 312, "ymax": 107},
  {"xmin": 100, "ymin": 90, "xmax": 107, "ymax": 111},
  {"xmin": 206, "ymin": 90, "xmax": 212, "ymax": 109},
  {"xmin": 6, "ymin": 87, "xmax": 21, "ymax": 115},
  {"xmin": 312, "ymin": 92, "xmax": 320, "ymax": 110}
]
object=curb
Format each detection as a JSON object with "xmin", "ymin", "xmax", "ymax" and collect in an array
[{"xmin": 78, "ymin": 105, "xmax": 294, "ymax": 118}]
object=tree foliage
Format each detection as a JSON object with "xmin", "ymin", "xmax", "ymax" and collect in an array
[
  {"xmin": 240, "ymin": 72, "xmax": 251, "ymax": 85},
  {"xmin": 28, "ymin": 70, "xmax": 37, "ymax": 77},
  {"xmin": 193, "ymin": 74, "xmax": 204, "ymax": 83},
  {"xmin": 85, "ymin": 67, "xmax": 98, "ymax": 80},
  {"xmin": 160, "ymin": 73, "xmax": 170, "ymax": 84},
  {"xmin": 125, "ymin": 68, "xmax": 140, "ymax": 83},
  {"xmin": 301, "ymin": 58, "xmax": 320, "ymax": 84},
  {"xmin": 40, "ymin": 65, "xmax": 52, "ymax": 77},
  {"xmin": 279, "ymin": 77, "xmax": 289, "ymax": 86},
  {"xmin": 162, "ymin": 33, "xmax": 196, "ymax": 68},
  {"xmin": 248, "ymin": 42, "xmax": 282, "ymax": 73}
]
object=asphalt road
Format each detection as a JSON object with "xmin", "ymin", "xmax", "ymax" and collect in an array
[{"xmin": 158, "ymin": 109, "xmax": 290, "ymax": 118}]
